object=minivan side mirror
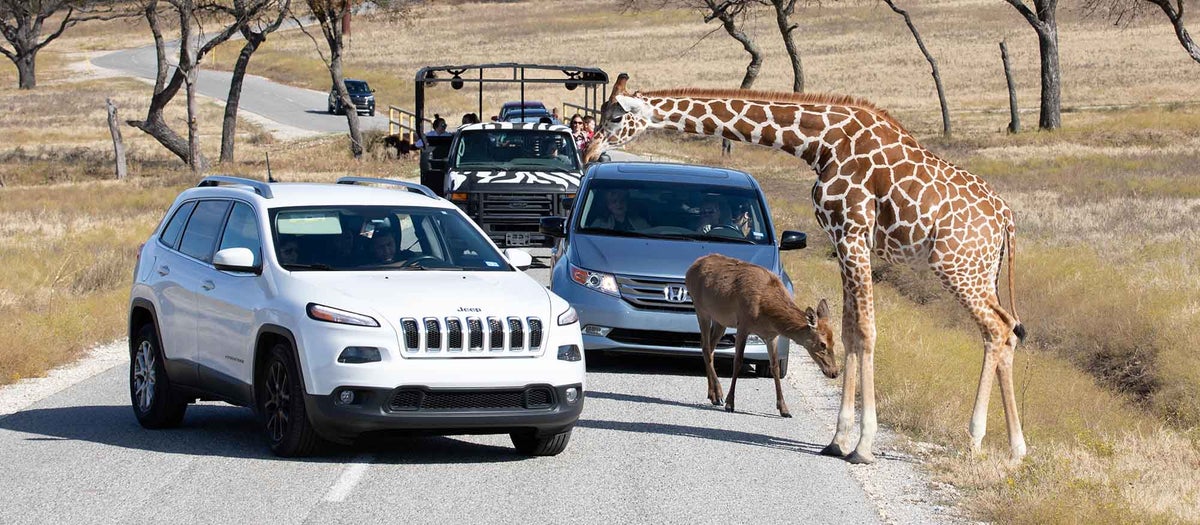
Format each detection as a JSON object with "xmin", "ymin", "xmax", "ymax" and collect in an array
[
  {"xmin": 780, "ymin": 230, "xmax": 807, "ymax": 251},
  {"xmin": 540, "ymin": 216, "xmax": 567, "ymax": 238},
  {"xmin": 213, "ymin": 247, "xmax": 261, "ymax": 274}
]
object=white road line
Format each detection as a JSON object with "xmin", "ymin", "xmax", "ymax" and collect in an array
[{"xmin": 323, "ymin": 454, "xmax": 374, "ymax": 503}]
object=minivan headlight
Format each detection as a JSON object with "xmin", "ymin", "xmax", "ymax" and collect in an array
[
  {"xmin": 570, "ymin": 265, "xmax": 619, "ymax": 297},
  {"xmin": 307, "ymin": 303, "xmax": 380, "ymax": 327}
]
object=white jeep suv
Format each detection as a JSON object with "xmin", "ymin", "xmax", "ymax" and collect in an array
[{"xmin": 128, "ymin": 176, "xmax": 585, "ymax": 457}]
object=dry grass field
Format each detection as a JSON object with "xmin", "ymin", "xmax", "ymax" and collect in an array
[{"xmin": 3, "ymin": 0, "xmax": 1199, "ymax": 522}]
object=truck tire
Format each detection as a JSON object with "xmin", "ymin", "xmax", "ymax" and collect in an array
[{"xmin": 511, "ymin": 428, "xmax": 572, "ymax": 456}]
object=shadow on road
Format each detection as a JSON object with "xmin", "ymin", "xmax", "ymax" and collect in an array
[
  {"xmin": 0, "ymin": 404, "xmax": 527, "ymax": 464},
  {"xmin": 577, "ymin": 418, "xmax": 828, "ymax": 456},
  {"xmin": 585, "ymin": 390, "xmax": 781, "ymax": 419},
  {"xmin": 586, "ymin": 351, "xmax": 751, "ymax": 378}
]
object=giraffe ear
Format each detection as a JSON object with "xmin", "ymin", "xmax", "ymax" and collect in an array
[
  {"xmin": 805, "ymin": 307, "xmax": 817, "ymax": 328},
  {"xmin": 610, "ymin": 73, "xmax": 629, "ymax": 102},
  {"xmin": 614, "ymin": 94, "xmax": 647, "ymax": 115},
  {"xmin": 817, "ymin": 298, "xmax": 830, "ymax": 319}
]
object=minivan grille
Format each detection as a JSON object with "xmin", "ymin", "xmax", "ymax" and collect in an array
[
  {"xmin": 616, "ymin": 275, "xmax": 694, "ymax": 312},
  {"xmin": 400, "ymin": 316, "xmax": 545, "ymax": 357}
]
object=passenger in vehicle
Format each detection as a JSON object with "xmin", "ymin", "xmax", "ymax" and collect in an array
[
  {"xmin": 592, "ymin": 189, "xmax": 649, "ymax": 232},
  {"xmin": 461, "ymin": 113, "xmax": 480, "ymax": 125},
  {"xmin": 278, "ymin": 240, "xmax": 300, "ymax": 265},
  {"xmin": 696, "ymin": 196, "xmax": 739, "ymax": 234},
  {"xmin": 570, "ymin": 114, "xmax": 587, "ymax": 150},
  {"xmin": 414, "ymin": 114, "xmax": 451, "ymax": 149},
  {"xmin": 370, "ymin": 230, "xmax": 398, "ymax": 264},
  {"xmin": 582, "ymin": 115, "xmax": 597, "ymax": 141}
]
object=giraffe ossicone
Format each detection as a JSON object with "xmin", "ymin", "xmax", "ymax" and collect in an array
[{"xmin": 590, "ymin": 73, "xmax": 1029, "ymax": 463}]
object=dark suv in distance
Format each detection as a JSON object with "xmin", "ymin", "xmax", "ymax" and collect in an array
[{"xmin": 328, "ymin": 79, "xmax": 376, "ymax": 117}]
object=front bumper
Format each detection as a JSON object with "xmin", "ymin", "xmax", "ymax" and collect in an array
[
  {"xmin": 304, "ymin": 383, "xmax": 584, "ymax": 444},
  {"xmin": 554, "ymin": 277, "xmax": 787, "ymax": 362}
]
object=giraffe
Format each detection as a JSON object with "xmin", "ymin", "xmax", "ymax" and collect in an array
[{"xmin": 586, "ymin": 74, "xmax": 1028, "ymax": 464}]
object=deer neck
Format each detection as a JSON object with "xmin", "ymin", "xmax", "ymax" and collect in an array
[{"xmin": 759, "ymin": 298, "xmax": 814, "ymax": 342}]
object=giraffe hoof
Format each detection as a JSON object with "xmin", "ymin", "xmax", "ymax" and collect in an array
[
  {"xmin": 846, "ymin": 451, "xmax": 877, "ymax": 465},
  {"xmin": 820, "ymin": 443, "xmax": 848, "ymax": 457}
]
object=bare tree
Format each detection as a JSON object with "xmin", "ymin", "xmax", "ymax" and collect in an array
[
  {"xmin": 297, "ymin": 0, "xmax": 418, "ymax": 159},
  {"xmin": 0, "ymin": 0, "xmax": 125, "ymax": 89},
  {"xmin": 127, "ymin": 0, "xmax": 261, "ymax": 172},
  {"xmin": 220, "ymin": 0, "xmax": 292, "ymax": 163},
  {"xmin": 762, "ymin": 0, "xmax": 805, "ymax": 92},
  {"xmin": 1004, "ymin": 0, "xmax": 1061, "ymax": 130},
  {"xmin": 1082, "ymin": 0, "xmax": 1199, "ymax": 65},
  {"xmin": 882, "ymin": 0, "xmax": 950, "ymax": 135}
]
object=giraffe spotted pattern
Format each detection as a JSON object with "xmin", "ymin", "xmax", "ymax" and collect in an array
[{"xmin": 589, "ymin": 76, "xmax": 1028, "ymax": 464}]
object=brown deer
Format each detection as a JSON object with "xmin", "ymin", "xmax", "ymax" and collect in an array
[{"xmin": 686, "ymin": 253, "xmax": 839, "ymax": 417}]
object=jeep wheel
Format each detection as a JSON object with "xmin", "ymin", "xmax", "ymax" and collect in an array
[
  {"xmin": 755, "ymin": 358, "xmax": 788, "ymax": 379},
  {"xmin": 130, "ymin": 323, "xmax": 188, "ymax": 428},
  {"xmin": 258, "ymin": 343, "xmax": 324, "ymax": 457},
  {"xmin": 511, "ymin": 428, "xmax": 572, "ymax": 456}
]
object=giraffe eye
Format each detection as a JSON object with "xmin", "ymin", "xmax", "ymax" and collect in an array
[{"xmin": 610, "ymin": 115, "xmax": 623, "ymax": 123}]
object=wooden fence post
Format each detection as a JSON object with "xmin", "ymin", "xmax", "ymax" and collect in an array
[
  {"xmin": 106, "ymin": 98, "xmax": 128, "ymax": 180},
  {"xmin": 1001, "ymin": 40, "xmax": 1020, "ymax": 134}
]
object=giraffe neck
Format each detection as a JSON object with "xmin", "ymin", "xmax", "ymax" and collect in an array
[{"xmin": 641, "ymin": 95, "xmax": 898, "ymax": 173}]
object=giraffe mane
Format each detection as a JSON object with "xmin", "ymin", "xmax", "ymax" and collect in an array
[{"xmin": 640, "ymin": 88, "xmax": 911, "ymax": 135}]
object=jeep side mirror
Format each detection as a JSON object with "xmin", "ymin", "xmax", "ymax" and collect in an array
[
  {"xmin": 504, "ymin": 248, "xmax": 533, "ymax": 270},
  {"xmin": 213, "ymin": 247, "xmax": 261, "ymax": 274},
  {"xmin": 540, "ymin": 216, "xmax": 567, "ymax": 238},
  {"xmin": 780, "ymin": 230, "xmax": 807, "ymax": 251}
]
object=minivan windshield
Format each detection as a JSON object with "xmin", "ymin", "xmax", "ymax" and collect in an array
[
  {"xmin": 452, "ymin": 129, "xmax": 579, "ymax": 171},
  {"xmin": 574, "ymin": 179, "xmax": 773, "ymax": 245},
  {"xmin": 344, "ymin": 80, "xmax": 370, "ymax": 94},
  {"xmin": 270, "ymin": 206, "xmax": 510, "ymax": 271}
]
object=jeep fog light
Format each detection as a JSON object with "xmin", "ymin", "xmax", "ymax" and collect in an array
[
  {"xmin": 337, "ymin": 390, "xmax": 356, "ymax": 405},
  {"xmin": 565, "ymin": 387, "xmax": 579, "ymax": 404},
  {"xmin": 557, "ymin": 344, "xmax": 582, "ymax": 362},
  {"xmin": 582, "ymin": 325, "xmax": 611, "ymax": 337},
  {"xmin": 338, "ymin": 346, "xmax": 382, "ymax": 363},
  {"xmin": 747, "ymin": 334, "xmax": 766, "ymax": 345}
]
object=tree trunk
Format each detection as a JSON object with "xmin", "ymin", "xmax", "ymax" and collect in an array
[
  {"xmin": 220, "ymin": 33, "xmax": 263, "ymax": 163},
  {"xmin": 106, "ymin": 98, "xmax": 128, "ymax": 180},
  {"xmin": 1001, "ymin": 40, "xmax": 1020, "ymax": 134},
  {"xmin": 884, "ymin": 0, "xmax": 948, "ymax": 135},
  {"xmin": 16, "ymin": 53, "xmax": 36, "ymax": 89},
  {"xmin": 1036, "ymin": 22, "xmax": 1062, "ymax": 130},
  {"xmin": 770, "ymin": 0, "xmax": 805, "ymax": 92},
  {"xmin": 1153, "ymin": 0, "xmax": 1200, "ymax": 65},
  {"xmin": 328, "ymin": 43, "xmax": 362, "ymax": 158},
  {"xmin": 703, "ymin": 0, "xmax": 761, "ymax": 156}
]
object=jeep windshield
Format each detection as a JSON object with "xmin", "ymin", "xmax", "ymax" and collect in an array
[
  {"xmin": 574, "ymin": 179, "xmax": 773, "ymax": 245},
  {"xmin": 451, "ymin": 129, "xmax": 579, "ymax": 171},
  {"xmin": 270, "ymin": 206, "xmax": 510, "ymax": 271}
]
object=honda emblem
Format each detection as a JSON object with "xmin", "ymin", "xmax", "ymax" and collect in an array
[{"xmin": 663, "ymin": 284, "xmax": 690, "ymax": 303}]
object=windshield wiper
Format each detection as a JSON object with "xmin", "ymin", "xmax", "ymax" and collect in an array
[
  {"xmin": 282, "ymin": 263, "xmax": 334, "ymax": 271},
  {"xmin": 577, "ymin": 227, "xmax": 655, "ymax": 239},
  {"xmin": 680, "ymin": 232, "xmax": 757, "ymax": 245}
]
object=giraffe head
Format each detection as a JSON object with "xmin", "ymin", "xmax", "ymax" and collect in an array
[
  {"xmin": 800, "ymin": 298, "xmax": 840, "ymax": 379},
  {"xmin": 582, "ymin": 73, "xmax": 655, "ymax": 163}
]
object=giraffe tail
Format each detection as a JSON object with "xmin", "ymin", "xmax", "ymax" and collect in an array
[{"xmin": 1005, "ymin": 223, "xmax": 1026, "ymax": 343}]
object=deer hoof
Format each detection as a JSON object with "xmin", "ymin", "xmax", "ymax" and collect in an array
[
  {"xmin": 845, "ymin": 451, "xmax": 877, "ymax": 465},
  {"xmin": 780, "ymin": 411, "xmax": 792, "ymax": 418},
  {"xmin": 709, "ymin": 397, "xmax": 722, "ymax": 406},
  {"xmin": 724, "ymin": 404, "xmax": 735, "ymax": 413},
  {"xmin": 820, "ymin": 443, "xmax": 849, "ymax": 457}
]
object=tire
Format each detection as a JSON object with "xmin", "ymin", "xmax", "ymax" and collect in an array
[
  {"xmin": 368, "ymin": 108, "xmax": 375, "ymax": 117},
  {"xmin": 130, "ymin": 323, "xmax": 188, "ymax": 429},
  {"xmin": 755, "ymin": 358, "xmax": 789, "ymax": 379},
  {"xmin": 257, "ymin": 343, "xmax": 324, "ymax": 457},
  {"xmin": 327, "ymin": 102, "xmax": 334, "ymax": 115},
  {"xmin": 511, "ymin": 428, "xmax": 572, "ymax": 456}
]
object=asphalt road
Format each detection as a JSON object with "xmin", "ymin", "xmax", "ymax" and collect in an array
[{"xmin": 92, "ymin": 41, "xmax": 390, "ymax": 134}]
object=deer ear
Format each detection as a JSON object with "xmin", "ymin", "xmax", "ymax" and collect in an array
[
  {"xmin": 817, "ymin": 298, "xmax": 830, "ymax": 318},
  {"xmin": 805, "ymin": 307, "xmax": 817, "ymax": 327}
]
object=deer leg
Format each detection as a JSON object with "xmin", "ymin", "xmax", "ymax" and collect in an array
[
  {"xmin": 767, "ymin": 336, "xmax": 790, "ymax": 418},
  {"xmin": 724, "ymin": 330, "xmax": 748, "ymax": 413},
  {"xmin": 698, "ymin": 317, "xmax": 724, "ymax": 405}
]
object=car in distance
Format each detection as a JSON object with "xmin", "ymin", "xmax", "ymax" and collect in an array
[
  {"xmin": 498, "ymin": 100, "xmax": 547, "ymax": 121},
  {"xmin": 128, "ymin": 176, "xmax": 585, "ymax": 457},
  {"xmin": 541, "ymin": 162, "xmax": 808, "ymax": 376},
  {"xmin": 328, "ymin": 79, "xmax": 376, "ymax": 116}
]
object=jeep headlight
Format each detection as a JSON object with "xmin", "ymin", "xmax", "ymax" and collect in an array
[
  {"xmin": 570, "ymin": 264, "xmax": 619, "ymax": 297},
  {"xmin": 307, "ymin": 303, "xmax": 380, "ymax": 327},
  {"xmin": 557, "ymin": 306, "xmax": 578, "ymax": 326}
]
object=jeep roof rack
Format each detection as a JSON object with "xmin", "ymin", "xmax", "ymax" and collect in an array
[
  {"xmin": 335, "ymin": 176, "xmax": 439, "ymax": 199},
  {"xmin": 197, "ymin": 175, "xmax": 274, "ymax": 199}
]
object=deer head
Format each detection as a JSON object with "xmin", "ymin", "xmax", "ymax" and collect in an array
[
  {"xmin": 797, "ymin": 298, "xmax": 839, "ymax": 379},
  {"xmin": 583, "ymin": 73, "xmax": 654, "ymax": 163}
]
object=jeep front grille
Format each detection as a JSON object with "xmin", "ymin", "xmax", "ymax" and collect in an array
[
  {"xmin": 399, "ymin": 316, "xmax": 546, "ymax": 357},
  {"xmin": 388, "ymin": 386, "xmax": 556, "ymax": 411}
]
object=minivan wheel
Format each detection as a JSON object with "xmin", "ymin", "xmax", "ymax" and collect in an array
[
  {"xmin": 257, "ymin": 343, "xmax": 324, "ymax": 457},
  {"xmin": 511, "ymin": 428, "xmax": 572, "ymax": 456},
  {"xmin": 130, "ymin": 323, "xmax": 188, "ymax": 428},
  {"xmin": 755, "ymin": 358, "xmax": 788, "ymax": 379}
]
